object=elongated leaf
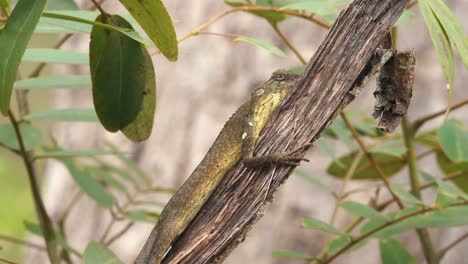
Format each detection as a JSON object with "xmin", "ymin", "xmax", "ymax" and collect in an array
[
  {"xmin": 125, "ymin": 210, "xmax": 158, "ymax": 223},
  {"xmin": 15, "ymin": 75, "xmax": 91, "ymax": 90},
  {"xmin": 46, "ymin": 0, "xmax": 78, "ymax": 10},
  {"xmin": 435, "ymin": 181, "xmax": 466, "ymax": 208},
  {"xmin": 59, "ymin": 155, "xmax": 117, "ymax": 208},
  {"xmin": 106, "ymin": 142, "xmax": 151, "ymax": 183},
  {"xmin": 426, "ymin": 0, "xmax": 468, "ymax": 68},
  {"xmin": 121, "ymin": 40, "xmax": 156, "ymax": 142},
  {"xmin": 84, "ymin": 241, "xmax": 124, "ymax": 264},
  {"xmin": 302, "ymin": 218, "xmax": 344, "ymax": 236},
  {"xmin": 294, "ymin": 169, "xmax": 334, "ymax": 193},
  {"xmin": 235, "ymin": 36, "xmax": 286, "ymax": 57},
  {"xmin": 436, "ymin": 152, "xmax": 468, "ymax": 192},
  {"xmin": 225, "ymin": 1, "xmax": 286, "ymax": 22},
  {"xmin": 90, "ymin": 15, "xmax": 145, "ymax": 133},
  {"xmin": 24, "ymin": 108, "xmax": 98, "ymax": 122},
  {"xmin": 87, "ymin": 167, "xmax": 128, "ymax": 193},
  {"xmin": 23, "ymin": 48, "xmax": 88, "ymax": 64},
  {"xmin": 369, "ymin": 141, "xmax": 406, "ymax": 158},
  {"xmin": 272, "ymin": 250, "xmax": 312, "ymax": 260},
  {"xmin": 419, "ymin": 0, "xmax": 454, "ymax": 88},
  {"xmin": 0, "ymin": 0, "xmax": 8, "ymax": 9},
  {"xmin": 327, "ymin": 151, "xmax": 406, "ymax": 180},
  {"xmin": 390, "ymin": 184, "xmax": 423, "ymax": 205},
  {"xmin": 379, "ymin": 238, "xmax": 416, "ymax": 264},
  {"xmin": 340, "ymin": 201, "xmax": 389, "ymax": 221},
  {"xmin": 329, "ymin": 117, "xmax": 354, "ymax": 149},
  {"xmin": 36, "ymin": 149, "xmax": 115, "ymax": 159},
  {"xmin": 42, "ymin": 11, "xmax": 151, "ymax": 46},
  {"xmin": 439, "ymin": 119, "xmax": 468, "ymax": 162},
  {"xmin": 361, "ymin": 206, "xmax": 468, "ymax": 238},
  {"xmin": 0, "ymin": 123, "xmax": 42, "ymax": 151},
  {"xmin": 0, "ymin": 0, "xmax": 48, "ymax": 114},
  {"xmin": 325, "ymin": 235, "xmax": 368, "ymax": 255},
  {"xmin": 119, "ymin": 0, "xmax": 178, "ymax": 61}
]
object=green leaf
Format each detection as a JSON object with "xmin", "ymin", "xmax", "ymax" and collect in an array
[
  {"xmin": 24, "ymin": 108, "xmax": 98, "ymax": 122},
  {"xmin": 390, "ymin": 184, "xmax": 423, "ymax": 205},
  {"xmin": 272, "ymin": 250, "xmax": 312, "ymax": 260},
  {"xmin": 90, "ymin": 14, "xmax": 154, "ymax": 137},
  {"xmin": 0, "ymin": 0, "xmax": 8, "ymax": 9},
  {"xmin": 46, "ymin": 0, "xmax": 78, "ymax": 10},
  {"xmin": 315, "ymin": 138, "xmax": 336, "ymax": 159},
  {"xmin": 436, "ymin": 152, "xmax": 468, "ymax": 193},
  {"xmin": 0, "ymin": 123, "xmax": 42, "ymax": 151},
  {"xmin": 425, "ymin": 0, "xmax": 468, "ymax": 69},
  {"xmin": 340, "ymin": 201, "xmax": 389, "ymax": 221},
  {"xmin": 15, "ymin": 75, "xmax": 91, "ymax": 90},
  {"xmin": 36, "ymin": 149, "xmax": 115, "ymax": 159},
  {"xmin": 379, "ymin": 238, "xmax": 416, "ymax": 264},
  {"xmin": 235, "ymin": 36, "xmax": 286, "ymax": 57},
  {"xmin": 280, "ymin": 0, "xmax": 341, "ymax": 12},
  {"xmin": 302, "ymin": 218, "xmax": 344, "ymax": 236},
  {"xmin": 124, "ymin": 210, "xmax": 158, "ymax": 223},
  {"xmin": 435, "ymin": 181, "xmax": 466, "ymax": 208},
  {"xmin": 120, "ymin": 38, "xmax": 156, "ymax": 142},
  {"xmin": 395, "ymin": 10, "xmax": 415, "ymax": 26},
  {"xmin": 59, "ymin": 155, "xmax": 117, "ymax": 208},
  {"xmin": 325, "ymin": 235, "xmax": 368, "ymax": 256},
  {"xmin": 23, "ymin": 48, "xmax": 89, "ymax": 64},
  {"xmin": 24, "ymin": 220, "xmax": 43, "ymax": 236},
  {"xmin": 329, "ymin": 117, "xmax": 354, "ymax": 149},
  {"xmin": 439, "ymin": 119, "xmax": 468, "ymax": 162},
  {"xmin": 93, "ymin": 158, "xmax": 139, "ymax": 186},
  {"xmin": 0, "ymin": 0, "xmax": 48, "ymax": 115},
  {"xmin": 106, "ymin": 142, "xmax": 151, "ymax": 183},
  {"xmin": 419, "ymin": 0, "xmax": 455, "ymax": 88},
  {"xmin": 224, "ymin": 1, "xmax": 287, "ymax": 22},
  {"xmin": 42, "ymin": 11, "xmax": 152, "ymax": 46},
  {"xmin": 86, "ymin": 167, "xmax": 128, "ymax": 193},
  {"xmin": 294, "ymin": 169, "xmax": 334, "ymax": 193},
  {"xmin": 327, "ymin": 151, "xmax": 406, "ymax": 180},
  {"xmin": 83, "ymin": 241, "xmax": 124, "ymax": 264},
  {"xmin": 369, "ymin": 141, "xmax": 406, "ymax": 158},
  {"xmin": 415, "ymin": 129, "xmax": 439, "ymax": 148},
  {"xmin": 119, "ymin": 0, "xmax": 178, "ymax": 61},
  {"xmin": 361, "ymin": 206, "xmax": 468, "ymax": 238}
]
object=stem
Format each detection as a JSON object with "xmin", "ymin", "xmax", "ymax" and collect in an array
[
  {"xmin": 7, "ymin": 111, "xmax": 59, "ymax": 264},
  {"xmin": 152, "ymin": 6, "xmax": 330, "ymax": 56},
  {"xmin": 0, "ymin": 257, "xmax": 17, "ymax": 264},
  {"xmin": 104, "ymin": 222, "xmax": 134, "ymax": 246},
  {"xmin": 323, "ymin": 201, "xmax": 468, "ymax": 263},
  {"xmin": 90, "ymin": 0, "xmax": 109, "ymax": 17},
  {"xmin": 413, "ymin": 98, "xmax": 468, "ymax": 132},
  {"xmin": 341, "ymin": 113, "xmax": 404, "ymax": 208},
  {"xmin": 437, "ymin": 232, "xmax": 468, "ymax": 260},
  {"xmin": 401, "ymin": 118, "xmax": 438, "ymax": 264},
  {"xmin": 269, "ymin": 22, "xmax": 307, "ymax": 65},
  {"xmin": 0, "ymin": 234, "xmax": 46, "ymax": 251}
]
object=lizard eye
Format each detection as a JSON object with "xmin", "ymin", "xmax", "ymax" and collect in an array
[{"xmin": 275, "ymin": 73, "xmax": 285, "ymax": 81}]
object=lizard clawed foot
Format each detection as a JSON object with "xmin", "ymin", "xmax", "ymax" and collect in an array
[{"xmin": 243, "ymin": 143, "xmax": 312, "ymax": 167}]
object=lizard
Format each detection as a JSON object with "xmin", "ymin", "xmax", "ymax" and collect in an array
[{"xmin": 135, "ymin": 69, "xmax": 310, "ymax": 264}]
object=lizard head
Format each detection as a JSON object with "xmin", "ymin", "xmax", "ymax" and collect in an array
[{"xmin": 263, "ymin": 69, "xmax": 300, "ymax": 91}]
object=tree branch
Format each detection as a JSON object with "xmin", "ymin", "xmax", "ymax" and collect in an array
[{"xmin": 160, "ymin": 1, "xmax": 410, "ymax": 263}]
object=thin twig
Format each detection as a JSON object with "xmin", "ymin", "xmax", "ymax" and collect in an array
[
  {"xmin": 437, "ymin": 232, "xmax": 468, "ymax": 260},
  {"xmin": 377, "ymin": 170, "xmax": 465, "ymax": 210},
  {"xmin": 269, "ymin": 22, "xmax": 307, "ymax": 65},
  {"xmin": 0, "ymin": 257, "xmax": 17, "ymax": 264},
  {"xmin": 341, "ymin": 113, "xmax": 405, "ymax": 208},
  {"xmin": 152, "ymin": 6, "xmax": 330, "ymax": 56},
  {"xmin": 0, "ymin": 234, "xmax": 46, "ymax": 251},
  {"xmin": 413, "ymin": 98, "xmax": 468, "ymax": 132},
  {"xmin": 104, "ymin": 222, "xmax": 135, "ymax": 246},
  {"xmin": 323, "ymin": 201, "xmax": 468, "ymax": 263},
  {"xmin": 406, "ymin": 0, "xmax": 419, "ymax": 9},
  {"xmin": 7, "ymin": 111, "xmax": 58, "ymax": 263}
]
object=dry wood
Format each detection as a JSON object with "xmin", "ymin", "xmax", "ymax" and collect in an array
[{"xmin": 162, "ymin": 0, "xmax": 410, "ymax": 263}]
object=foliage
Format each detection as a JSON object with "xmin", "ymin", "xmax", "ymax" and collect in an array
[{"xmin": 0, "ymin": 0, "xmax": 467, "ymax": 263}]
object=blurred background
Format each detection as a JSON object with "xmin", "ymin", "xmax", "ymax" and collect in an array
[{"xmin": 1, "ymin": 0, "xmax": 468, "ymax": 263}]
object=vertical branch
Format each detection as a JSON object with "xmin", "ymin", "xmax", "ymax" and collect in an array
[
  {"xmin": 7, "ymin": 111, "xmax": 59, "ymax": 264},
  {"xmin": 401, "ymin": 118, "xmax": 439, "ymax": 264}
]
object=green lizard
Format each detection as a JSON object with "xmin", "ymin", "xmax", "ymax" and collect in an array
[{"xmin": 135, "ymin": 69, "xmax": 310, "ymax": 264}]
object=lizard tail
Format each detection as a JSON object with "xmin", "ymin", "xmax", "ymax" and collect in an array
[{"xmin": 135, "ymin": 221, "xmax": 177, "ymax": 264}]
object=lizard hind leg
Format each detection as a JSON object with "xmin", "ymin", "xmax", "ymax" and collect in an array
[{"xmin": 242, "ymin": 143, "xmax": 312, "ymax": 167}]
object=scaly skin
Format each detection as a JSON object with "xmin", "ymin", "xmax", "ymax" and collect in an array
[{"xmin": 135, "ymin": 70, "xmax": 303, "ymax": 264}]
